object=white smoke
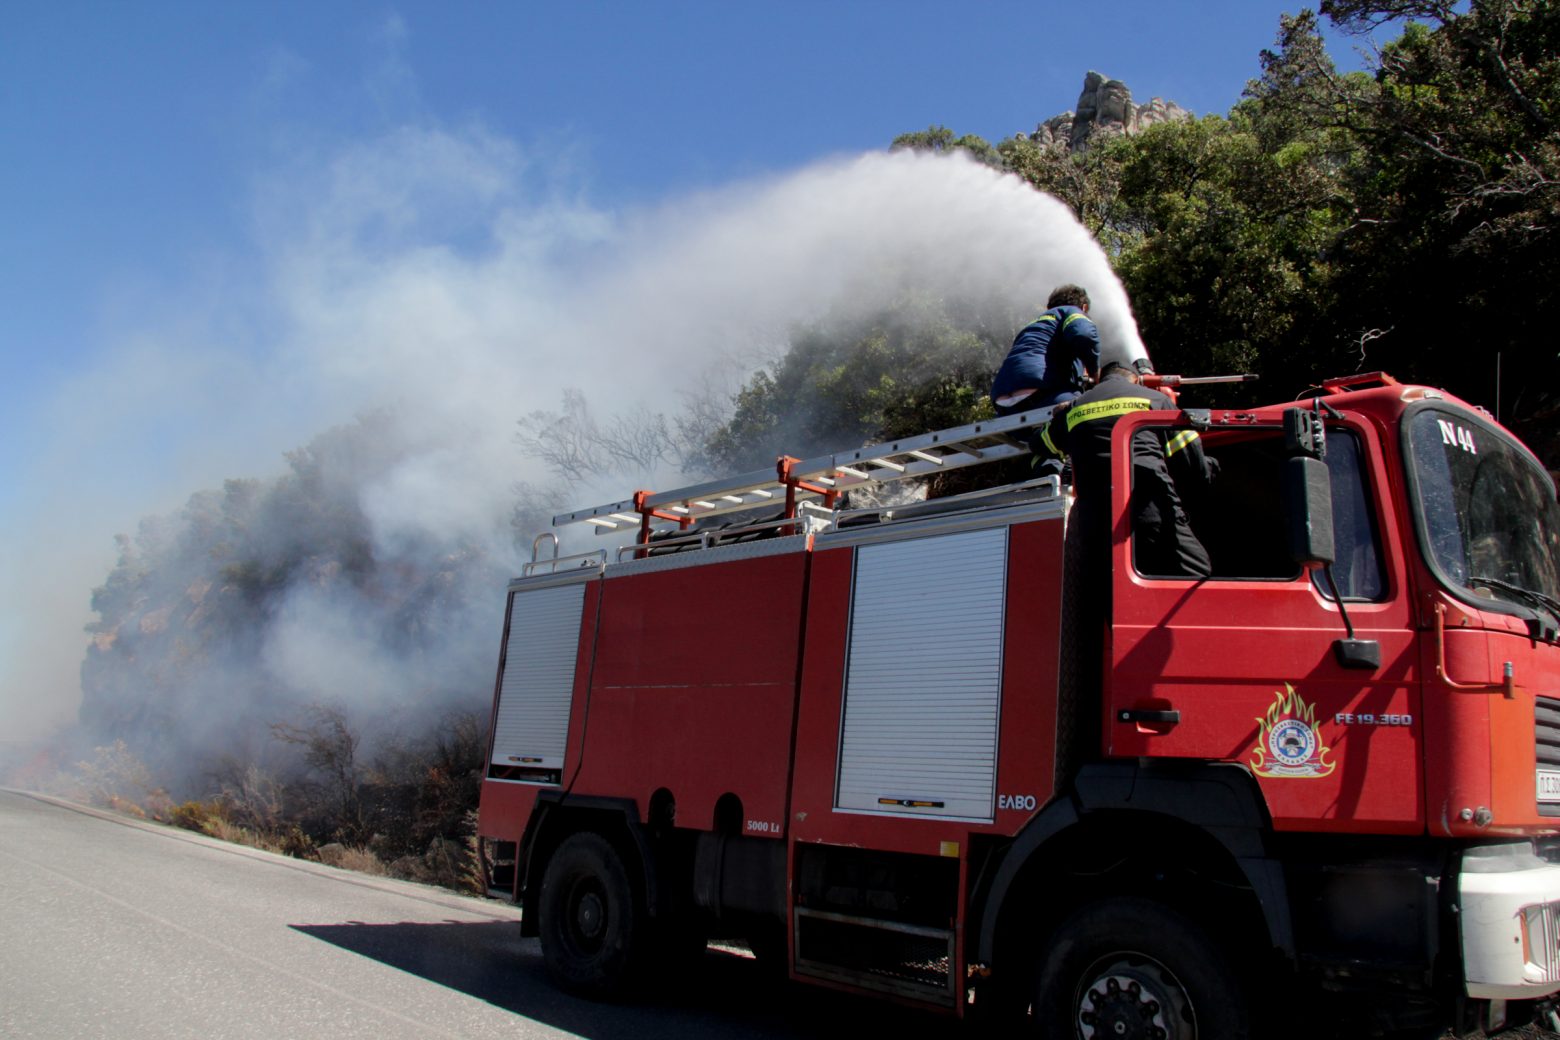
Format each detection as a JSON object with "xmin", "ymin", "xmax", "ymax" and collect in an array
[{"xmin": 0, "ymin": 122, "xmax": 1140, "ymax": 770}]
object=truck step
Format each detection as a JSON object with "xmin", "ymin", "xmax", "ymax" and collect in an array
[{"xmin": 793, "ymin": 908, "xmax": 958, "ymax": 1006}]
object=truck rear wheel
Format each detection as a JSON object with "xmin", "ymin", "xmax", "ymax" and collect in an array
[
  {"xmin": 538, "ymin": 831, "xmax": 645, "ymax": 998},
  {"xmin": 1033, "ymin": 898, "xmax": 1249, "ymax": 1040}
]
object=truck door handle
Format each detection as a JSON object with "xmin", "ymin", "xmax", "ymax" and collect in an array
[{"xmin": 1118, "ymin": 709, "xmax": 1181, "ymax": 725}]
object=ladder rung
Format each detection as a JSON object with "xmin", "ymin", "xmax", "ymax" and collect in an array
[
  {"xmin": 553, "ymin": 406, "xmax": 1060, "ymax": 532},
  {"xmin": 641, "ymin": 465, "xmax": 782, "ymax": 512}
]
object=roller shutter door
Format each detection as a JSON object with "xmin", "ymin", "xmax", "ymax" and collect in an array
[
  {"xmin": 836, "ymin": 526, "xmax": 1006, "ymax": 819},
  {"xmin": 490, "ymin": 583, "xmax": 586, "ymax": 770}
]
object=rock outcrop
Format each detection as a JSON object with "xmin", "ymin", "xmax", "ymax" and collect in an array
[{"xmin": 1027, "ymin": 71, "xmax": 1190, "ymax": 152}]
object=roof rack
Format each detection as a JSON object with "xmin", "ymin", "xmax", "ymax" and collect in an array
[
  {"xmin": 1320, "ymin": 371, "xmax": 1399, "ymax": 394},
  {"xmin": 553, "ymin": 403, "xmax": 1063, "ymax": 544}
]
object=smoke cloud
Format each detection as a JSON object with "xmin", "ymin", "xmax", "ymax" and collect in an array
[{"xmin": 0, "ymin": 121, "xmax": 1140, "ymax": 788}]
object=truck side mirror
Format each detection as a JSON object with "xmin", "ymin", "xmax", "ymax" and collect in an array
[
  {"xmin": 1284, "ymin": 406, "xmax": 1377, "ymax": 669},
  {"xmin": 1282, "ymin": 409, "xmax": 1334, "ymax": 568},
  {"xmin": 1282, "ymin": 456, "xmax": 1336, "ymax": 568}
]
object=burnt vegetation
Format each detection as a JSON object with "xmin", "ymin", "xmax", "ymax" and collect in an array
[{"xmin": 53, "ymin": 410, "xmax": 504, "ymax": 891}]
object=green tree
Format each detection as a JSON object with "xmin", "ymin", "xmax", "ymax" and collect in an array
[
  {"xmin": 1109, "ymin": 91, "xmax": 1358, "ymax": 387},
  {"xmin": 997, "ymin": 134, "xmax": 1135, "ymax": 251},
  {"xmin": 891, "ymin": 125, "xmax": 1002, "ymax": 167},
  {"xmin": 1315, "ymin": 0, "xmax": 1560, "ymax": 459}
]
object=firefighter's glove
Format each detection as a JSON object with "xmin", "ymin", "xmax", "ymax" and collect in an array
[{"xmin": 1034, "ymin": 456, "xmax": 1065, "ymax": 481}]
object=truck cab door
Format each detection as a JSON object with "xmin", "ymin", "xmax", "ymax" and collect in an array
[{"xmin": 1104, "ymin": 411, "xmax": 1424, "ymax": 832}]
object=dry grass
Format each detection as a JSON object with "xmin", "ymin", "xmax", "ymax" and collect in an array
[
  {"xmin": 46, "ymin": 723, "xmax": 499, "ymax": 900},
  {"xmin": 164, "ymin": 798, "xmax": 314, "ymax": 858},
  {"xmin": 202, "ymin": 817, "xmax": 297, "ymax": 856},
  {"xmin": 315, "ymin": 843, "xmax": 389, "ymax": 875}
]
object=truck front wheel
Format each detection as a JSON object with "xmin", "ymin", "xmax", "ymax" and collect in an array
[
  {"xmin": 538, "ymin": 831, "xmax": 644, "ymax": 998},
  {"xmin": 1033, "ymin": 898, "xmax": 1249, "ymax": 1040}
]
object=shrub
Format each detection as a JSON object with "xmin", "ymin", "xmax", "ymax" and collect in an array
[
  {"xmin": 315, "ymin": 842, "xmax": 388, "ymax": 876},
  {"xmin": 169, "ymin": 799, "xmax": 226, "ymax": 833}
]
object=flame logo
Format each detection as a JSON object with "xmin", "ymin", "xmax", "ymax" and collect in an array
[{"xmin": 1250, "ymin": 683, "xmax": 1336, "ymax": 778}]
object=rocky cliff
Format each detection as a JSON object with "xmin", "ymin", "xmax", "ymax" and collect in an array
[{"xmin": 1027, "ymin": 71, "xmax": 1190, "ymax": 152}]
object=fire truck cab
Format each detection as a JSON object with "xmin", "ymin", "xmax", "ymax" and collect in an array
[{"xmin": 478, "ymin": 373, "xmax": 1560, "ymax": 1037}]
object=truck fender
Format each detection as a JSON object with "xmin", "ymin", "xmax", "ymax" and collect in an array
[
  {"xmin": 975, "ymin": 761, "xmax": 1295, "ymax": 964},
  {"xmin": 519, "ymin": 793, "xmax": 659, "ymax": 936},
  {"xmin": 974, "ymin": 795, "xmax": 1079, "ymax": 964}
]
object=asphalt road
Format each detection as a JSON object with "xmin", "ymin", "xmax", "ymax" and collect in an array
[{"xmin": 0, "ymin": 789, "xmax": 939, "ymax": 1039}]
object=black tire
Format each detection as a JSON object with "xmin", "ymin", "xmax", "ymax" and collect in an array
[
  {"xmin": 1034, "ymin": 898, "xmax": 1250, "ymax": 1040},
  {"xmin": 538, "ymin": 831, "xmax": 645, "ymax": 998}
]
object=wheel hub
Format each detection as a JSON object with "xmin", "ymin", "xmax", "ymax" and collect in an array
[
  {"xmin": 573, "ymin": 890, "xmax": 606, "ymax": 942},
  {"xmin": 1077, "ymin": 961, "xmax": 1193, "ymax": 1040}
]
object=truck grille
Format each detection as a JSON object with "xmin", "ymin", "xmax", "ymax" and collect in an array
[{"xmin": 1537, "ymin": 697, "xmax": 1560, "ymax": 818}]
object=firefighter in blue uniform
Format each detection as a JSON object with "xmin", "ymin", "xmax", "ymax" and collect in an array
[
  {"xmin": 990, "ymin": 283, "xmax": 1101, "ymax": 415},
  {"xmin": 1033, "ymin": 362, "xmax": 1216, "ymax": 578}
]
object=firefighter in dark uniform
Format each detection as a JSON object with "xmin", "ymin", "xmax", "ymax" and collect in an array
[
  {"xmin": 1033, "ymin": 362, "xmax": 1216, "ymax": 578},
  {"xmin": 990, "ymin": 283, "xmax": 1101, "ymax": 416}
]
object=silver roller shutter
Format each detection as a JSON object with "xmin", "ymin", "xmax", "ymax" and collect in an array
[
  {"xmin": 490, "ymin": 582, "xmax": 586, "ymax": 770},
  {"xmin": 836, "ymin": 526, "xmax": 1007, "ymax": 820}
]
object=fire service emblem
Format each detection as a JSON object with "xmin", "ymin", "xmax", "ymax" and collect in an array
[{"xmin": 1250, "ymin": 684, "xmax": 1336, "ymax": 779}]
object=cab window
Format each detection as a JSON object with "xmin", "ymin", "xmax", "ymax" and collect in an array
[{"xmin": 1132, "ymin": 426, "xmax": 1385, "ymax": 599}]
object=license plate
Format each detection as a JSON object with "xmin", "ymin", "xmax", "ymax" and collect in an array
[{"xmin": 1539, "ymin": 769, "xmax": 1560, "ymax": 803}]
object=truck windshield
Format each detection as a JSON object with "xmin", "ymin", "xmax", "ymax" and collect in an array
[{"xmin": 1405, "ymin": 407, "xmax": 1560, "ymax": 622}]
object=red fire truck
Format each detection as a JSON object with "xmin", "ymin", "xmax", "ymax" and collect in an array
[{"xmin": 477, "ymin": 372, "xmax": 1560, "ymax": 1037}]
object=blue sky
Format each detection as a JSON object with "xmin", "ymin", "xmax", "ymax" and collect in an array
[
  {"xmin": 0, "ymin": 2, "xmax": 1383, "ymax": 741},
  {"xmin": 1, "ymin": 2, "xmax": 1372, "ymax": 402}
]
